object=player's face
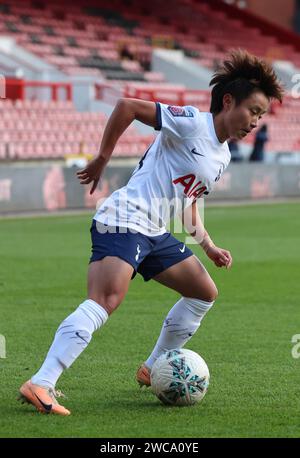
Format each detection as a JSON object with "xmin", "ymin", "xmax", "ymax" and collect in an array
[{"xmin": 224, "ymin": 91, "xmax": 269, "ymax": 140}]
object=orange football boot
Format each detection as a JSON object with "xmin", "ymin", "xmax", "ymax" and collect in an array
[
  {"xmin": 136, "ymin": 364, "xmax": 151, "ymax": 387},
  {"xmin": 18, "ymin": 380, "xmax": 70, "ymax": 416}
]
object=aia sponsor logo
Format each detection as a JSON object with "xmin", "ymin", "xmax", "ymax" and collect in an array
[{"xmin": 173, "ymin": 174, "xmax": 208, "ymax": 199}]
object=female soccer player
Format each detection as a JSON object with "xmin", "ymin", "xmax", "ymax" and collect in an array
[{"xmin": 19, "ymin": 50, "xmax": 283, "ymax": 415}]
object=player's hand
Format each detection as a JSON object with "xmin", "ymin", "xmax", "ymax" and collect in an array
[
  {"xmin": 205, "ymin": 246, "xmax": 232, "ymax": 269},
  {"xmin": 76, "ymin": 157, "xmax": 104, "ymax": 194}
]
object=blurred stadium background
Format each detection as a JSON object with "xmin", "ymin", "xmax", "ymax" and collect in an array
[{"xmin": 1, "ymin": 0, "xmax": 300, "ymax": 213}]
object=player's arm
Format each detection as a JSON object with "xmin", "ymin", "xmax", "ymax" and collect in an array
[
  {"xmin": 182, "ymin": 201, "xmax": 232, "ymax": 269},
  {"xmin": 77, "ymin": 98, "xmax": 157, "ymax": 194}
]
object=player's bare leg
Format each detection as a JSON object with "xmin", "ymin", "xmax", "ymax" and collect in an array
[
  {"xmin": 137, "ymin": 256, "xmax": 217, "ymax": 386},
  {"xmin": 19, "ymin": 257, "xmax": 133, "ymax": 415},
  {"xmin": 87, "ymin": 257, "xmax": 134, "ymax": 314},
  {"xmin": 153, "ymin": 255, "xmax": 218, "ymax": 301}
]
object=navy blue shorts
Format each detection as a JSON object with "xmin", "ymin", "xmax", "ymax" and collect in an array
[{"xmin": 90, "ymin": 220, "xmax": 193, "ymax": 281}]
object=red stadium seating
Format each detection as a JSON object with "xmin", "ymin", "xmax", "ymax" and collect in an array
[
  {"xmin": 0, "ymin": 99, "xmax": 154, "ymax": 160},
  {"xmin": 1, "ymin": 89, "xmax": 300, "ymax": 160},
  {"xmin": 2, "ymin": 0, "xmax": 300, "ymax": 80},
  {"xmin": 1, "ymin": 0, "xmax": 300, "ymax": 158}
]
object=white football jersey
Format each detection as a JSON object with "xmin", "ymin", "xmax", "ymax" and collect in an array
[{"xmin": 94, "ymin": 103, "xmax": 231, "ymax": 236}]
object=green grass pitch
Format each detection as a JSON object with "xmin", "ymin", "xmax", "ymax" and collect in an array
[{"xmin": 0, "ymin": 202, "xmax": 299, "ymax": 438}]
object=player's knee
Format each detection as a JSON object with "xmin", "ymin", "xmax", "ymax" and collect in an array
[
  {"xmin": 198, "ymin": 283, "xmax": 218, "ymax": 302},
  {"xmin": 207, "ymin": 284, "xmax": 218, "ymax": 302},
  {"xmin": 101, "ymin": 293, "xmax": 124, "ymax": 315}
]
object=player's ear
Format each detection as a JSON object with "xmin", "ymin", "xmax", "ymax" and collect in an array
[{"xmin": 222, "ymin": 93, "xmax": 234, "ymax": 112}]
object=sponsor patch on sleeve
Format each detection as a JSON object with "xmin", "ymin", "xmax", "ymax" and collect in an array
[{"xmin": 167, "ymin": 105, "xmax": 194, "ymax": 117}]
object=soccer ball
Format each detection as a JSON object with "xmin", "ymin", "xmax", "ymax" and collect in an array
[{"xmin": 150, "ymin": 349, "xmax": 209, "ymax": 406}]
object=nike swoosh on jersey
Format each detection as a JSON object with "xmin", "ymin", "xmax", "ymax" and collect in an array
[
  {"xmin": 191, "ymin": 148, "xmax": 205, "ymax": 157},
  {"xmin": 34, "ymin": 394, "xmax": 52, "ymax": 412},
  {"xmin": 179, "ymin": 245, "xmax": 186, "ymax": 253}
]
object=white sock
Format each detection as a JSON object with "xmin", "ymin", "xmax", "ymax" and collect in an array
[
  {"xmin": 145, "ymin": 297, "xmax": 214, "ymax": 369},
  {"xmin": 31, "ymin": 299, "xmax": 108, "ymax": 389}
]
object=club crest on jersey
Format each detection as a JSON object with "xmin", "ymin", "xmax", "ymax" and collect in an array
[
  {"xmin": 167, "ymin": 106, "xmax": 194, "ymax": 117},
  {"xmin": 173, "ymin": 174, "xmax": 208, "ymax": 199}
]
